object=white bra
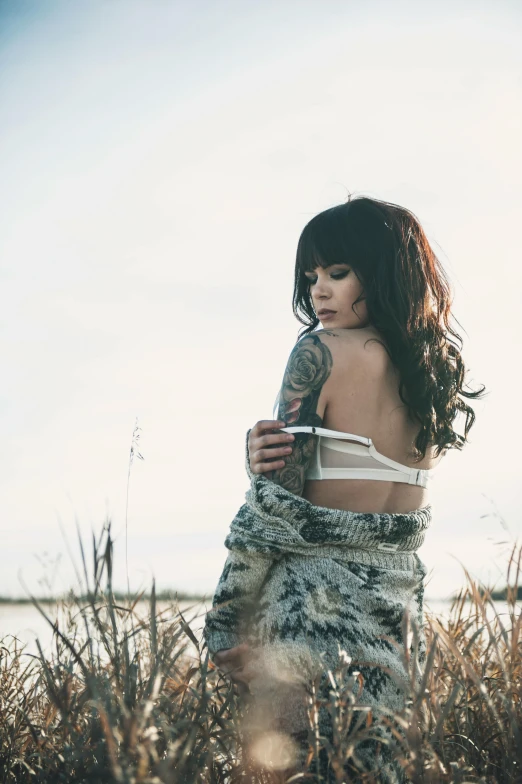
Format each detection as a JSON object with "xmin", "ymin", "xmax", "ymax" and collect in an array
[
  {"xmin": 279, "ymin": 425, "xmax": 436, "ymax": 488},
  {"xmin": 272, "ymin": 391, "xmax": 437, "ymax": 488}
]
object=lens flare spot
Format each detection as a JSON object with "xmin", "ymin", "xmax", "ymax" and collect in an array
[{"xmin": 249, "ymin": 730, "xmax": 298, "ymax": 770}]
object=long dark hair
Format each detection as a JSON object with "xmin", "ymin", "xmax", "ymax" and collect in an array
[{"xmin": 293, "ymin": 194, "xmax": 486, "ymax": 461}]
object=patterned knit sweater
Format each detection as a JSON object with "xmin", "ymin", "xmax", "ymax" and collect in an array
[{"xmin": 203, "ymin": 431, "xmax": 431, "ymax": 777}]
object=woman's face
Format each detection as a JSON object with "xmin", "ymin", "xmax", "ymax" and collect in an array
[{"xmin": 304, "ymin": 263, "xmax": 369, "ymax": 329}]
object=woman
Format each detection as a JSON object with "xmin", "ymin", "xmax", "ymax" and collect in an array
[{"xmin": 203, "ymin": 195, "xmax": 485, "ymax": 779}]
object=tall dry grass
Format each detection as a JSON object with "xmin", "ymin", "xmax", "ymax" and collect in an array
[{"xmin": 0, "ymin": 523, "xmax": 520, "ymax": 783}]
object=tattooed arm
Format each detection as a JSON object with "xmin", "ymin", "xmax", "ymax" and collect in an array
[{"xmin": 270, "ymin": 332, "xmax": 335, "ymax": 496}]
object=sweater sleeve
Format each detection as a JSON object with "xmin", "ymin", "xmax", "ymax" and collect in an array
[
  {"xmin": 203, "ymin": 429, "xmax": 281, "ymax": 657},
  {"xmin": 203, "ymin": 547, "xmax": 279, "ymax": 656}
]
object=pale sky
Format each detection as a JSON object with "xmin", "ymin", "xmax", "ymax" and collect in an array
[{"xmin": 1, "ymin": 0, "xmax": 521, "ymax": 602}]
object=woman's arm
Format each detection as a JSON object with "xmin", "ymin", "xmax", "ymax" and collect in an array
[
  {"xmin": 269, "ymin": 332, "xmax": 334, "ymax": 496},
  {"xmin": 205, "ymin": 332, "xmax": 335, "ymax": 664}
]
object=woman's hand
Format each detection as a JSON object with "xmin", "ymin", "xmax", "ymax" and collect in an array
[
  {"xmin": 248, "ymin": 420, "xmax": 295, "ymax": 478},
  {"xmin": 213, "ymin": 643, "xmax": 256, "ymax": 686}
]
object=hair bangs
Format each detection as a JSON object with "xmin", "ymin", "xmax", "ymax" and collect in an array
[{"xmin": 296, "ymin": 207, "xmax": 360, "ymax": 276}]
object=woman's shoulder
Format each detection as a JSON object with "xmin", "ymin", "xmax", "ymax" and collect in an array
[{"xmin": 307, "ymin": 327, "xmax": 389, "ymax": 367}]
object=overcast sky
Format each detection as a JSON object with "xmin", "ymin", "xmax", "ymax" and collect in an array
[{"xmin": 1, "ymin": 0, "xmax": 521, "ymax": 602}]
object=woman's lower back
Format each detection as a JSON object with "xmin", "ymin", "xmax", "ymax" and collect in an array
[{"xmin": 304, "ymin": 475, "xmax": 429, "ymax": 514}]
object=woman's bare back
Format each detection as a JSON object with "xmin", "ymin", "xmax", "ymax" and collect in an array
[{"xmin": 304, "ymin": 326, "xmax": 445, "ymax": 514}]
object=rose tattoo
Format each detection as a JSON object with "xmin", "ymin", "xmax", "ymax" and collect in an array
[{"xmin": 270, "ymin": 334, "xmax": 333, "ymax": 496}]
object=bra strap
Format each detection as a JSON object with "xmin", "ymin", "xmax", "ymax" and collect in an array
[{"xmin": 280, "ymin": 425, "xmax": 372, "ymax": 447}]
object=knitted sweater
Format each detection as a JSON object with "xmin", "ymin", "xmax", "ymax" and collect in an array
[{"xmin": 203, "ymin": 431, "xmax": 430, "ymax": 777}]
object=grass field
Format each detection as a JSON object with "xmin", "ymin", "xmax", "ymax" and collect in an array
[{"xmin": 1, "ymin": 524, "xmax": 520, "ymax": 783}]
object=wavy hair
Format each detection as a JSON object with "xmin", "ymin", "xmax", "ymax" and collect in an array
[{"xmin": 293, "ymin": 195, "xmax": 486, "ymax": 461}]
